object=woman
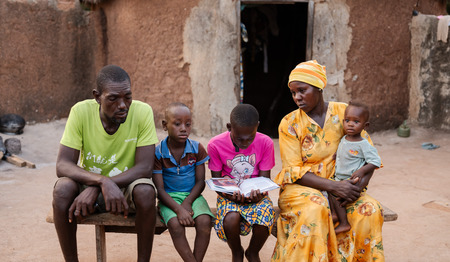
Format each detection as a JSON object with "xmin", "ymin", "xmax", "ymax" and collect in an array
[{"xmin": 271, "ymin": 60, "xmax": 384, "ymax": 262}]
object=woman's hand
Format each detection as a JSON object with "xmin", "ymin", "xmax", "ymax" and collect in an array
[{"xmin": 331, "ymin": 177, "xmax": 361, "ymax": 206}]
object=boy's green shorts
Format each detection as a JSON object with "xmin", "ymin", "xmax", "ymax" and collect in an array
[{"xmin": 158, "ymin": 192, "xmax": 215, "ymax": 225}]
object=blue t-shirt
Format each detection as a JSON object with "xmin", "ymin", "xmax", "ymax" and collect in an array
[{"xmin": 153, "ymin": 137, "xmax": 209, "ymax": 193}]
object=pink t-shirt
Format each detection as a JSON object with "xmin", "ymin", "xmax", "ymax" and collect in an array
[{"xmin": 207, "ymin": 131, "xmax": 275, "ymax": 180}]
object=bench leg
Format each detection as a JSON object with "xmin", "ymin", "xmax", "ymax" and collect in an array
[{"xmin": 95, "ymin": 225, "xmax": 107, "ymax": 262}]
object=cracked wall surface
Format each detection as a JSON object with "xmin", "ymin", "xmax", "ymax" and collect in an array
[{"xmin": 410, "ymin": 14, "xmax": 450, "ymax": 130}]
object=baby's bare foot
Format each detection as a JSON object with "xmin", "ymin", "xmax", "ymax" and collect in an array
[{"xmin": 334, "ymin": 223, "xmax": 351, "ymax": 234}]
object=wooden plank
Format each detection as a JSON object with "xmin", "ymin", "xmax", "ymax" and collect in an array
[
  {"xmin": 382, "ymin": 204, "xmax": 399, "ymax": 222},
  {"xmin": 2, "ymin": 154, "xmax": 35, "ymax": 168},
  {"xmin": 46, "ymin": 210, "xmax": 169, "ymax": 234},
  {"xmin": 5, "ymin": 155, "xmax": 26, "ymax": 167},
  {"xmin": 12, "ymin": 154, "xmax": 36, "ymax": 168},
  {"xmin": 423, "ymin": 200, "xmax": 450, "ymax": 213},
  {"xmin": 47, "ymin": 202, "xmax": 396, "ymax": 229}
]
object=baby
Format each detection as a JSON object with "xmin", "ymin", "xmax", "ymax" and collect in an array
[{"xmin": 329, "ymin": 101, "xmax": 381, "ymax": 234}]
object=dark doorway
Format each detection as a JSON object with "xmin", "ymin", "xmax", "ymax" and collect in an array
[{"xmin": 241, "ymin": 3, "xmax": 308, "ymax": 138}]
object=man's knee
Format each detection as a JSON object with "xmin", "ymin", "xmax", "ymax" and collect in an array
[
  {"xmin": 53, "ymin": 177, "xmax": 78, "ymax": 208},
  {"xmin": 133, "ymin": 183, "xmax": 156, "ymax": 210}
]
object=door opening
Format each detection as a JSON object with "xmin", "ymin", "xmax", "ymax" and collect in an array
[{"xmin": 240, "ymin": 2, "xmax": 309, "ymax": 137}]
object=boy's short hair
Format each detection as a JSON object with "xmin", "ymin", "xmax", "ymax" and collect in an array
[
  {"xmin": 230, "ymin": 104, "xmax": 259, "ymax": 127},
  {"xmin": 165, "ymin": 102, "xmax": 190, "ymax": 119},
  {"xmin": 347, "ymin": 101, "xmax": 369, "ymax": 121}
]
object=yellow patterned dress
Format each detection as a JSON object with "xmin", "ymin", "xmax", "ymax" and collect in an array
[{"xmin": 271, "ymin": 102, "xmax": 384, "ymax": 262}]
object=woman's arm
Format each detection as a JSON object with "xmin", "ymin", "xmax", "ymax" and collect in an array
[
  {"xmin": 276, "ymin": 115, "xmax": 316, "ymax": 185},
  {"xmin": 296, "ymin": 172, "xmax": 361, "ymax": 203}
]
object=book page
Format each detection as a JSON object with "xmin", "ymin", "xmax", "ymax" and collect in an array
[
  {"xmin": 238, "ymin": 177, "xmax": 279, "ymax": 197},
  {"xmin": 205, "ymin": 178, "xmax": 241, "ymax": 194}
]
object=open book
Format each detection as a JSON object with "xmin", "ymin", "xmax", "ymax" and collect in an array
[{"xmin": 205, "ymin": 176, "xmax": 279, "ymax": 197}]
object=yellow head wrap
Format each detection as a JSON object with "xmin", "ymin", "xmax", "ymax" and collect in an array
[{"xmin": 288, "ymin": 60, "xmax": 327, "ymax": 89}]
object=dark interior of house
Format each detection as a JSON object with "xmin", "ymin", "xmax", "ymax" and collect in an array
[{"xmin": 241, "ymin": 3, "xmax": 308, "ymax": 138}]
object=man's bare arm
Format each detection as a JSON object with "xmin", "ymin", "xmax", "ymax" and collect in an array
[{"xmin": 56, "ymin": 144, "xmax": 105, "ymax": 185}]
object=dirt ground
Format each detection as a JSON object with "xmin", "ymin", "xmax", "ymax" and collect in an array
[{"xmin": 1, "ymin": 119, "xmax": 450, "ymax": 262}]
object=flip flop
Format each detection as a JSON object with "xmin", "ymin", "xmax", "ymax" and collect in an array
[{"xmin": 421, "ymin": 142, "xmax": 440, "ymax": 150}]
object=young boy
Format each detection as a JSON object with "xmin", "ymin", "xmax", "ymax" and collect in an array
[
  {"xmin": 153, "ymin": 102, "xmax": 214, "ymax": 262},
  {"xmin": 207, "ymin": 104, "xmax": 275, "ymax": 262},
  {"xmin": 329, "ymin": 101, "xmax": 382, "ymax": 234}
]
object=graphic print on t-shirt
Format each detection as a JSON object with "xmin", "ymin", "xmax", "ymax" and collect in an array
[{"xmin": 226, "ymin": 154, "xmax": 256, "ymax": 182}]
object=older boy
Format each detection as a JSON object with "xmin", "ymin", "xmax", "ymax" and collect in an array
[
  {"xmin": 52, "ymin": 65, "xmax": 159, "ymax": 262},
  {"xmin": 208, "ymin": 104, "xmax": 275, "ymax": 262}
]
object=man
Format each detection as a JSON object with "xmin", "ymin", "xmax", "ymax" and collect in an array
[{"xmin": 52, "ymin": 65, "xmax": 158, "ymax": 262}]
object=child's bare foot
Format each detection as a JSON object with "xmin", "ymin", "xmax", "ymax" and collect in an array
[
  {"xmin": 334, "ymin": 223, "xmax": 351, "ymax": 234},
  {"xmin": 231, "ymin": 246, "xmax": 244, "ymax": 262},
  {"xmin": 245, "ymin": 248, "xmax": 261, "ymax": 262}
]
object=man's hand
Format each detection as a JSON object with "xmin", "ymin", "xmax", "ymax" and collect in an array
[
  {"xmin": 68, "ymin": 186, "xmax": 100, "ymax": 223},
  {"xmin": 99, "ymin": 177, "xmax": 129, "ymax": 218}
]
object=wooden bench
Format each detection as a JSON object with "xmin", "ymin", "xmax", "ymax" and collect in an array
[{"xmin": 46, "ymin": 205, "xmax": 397, "ymax": 262}]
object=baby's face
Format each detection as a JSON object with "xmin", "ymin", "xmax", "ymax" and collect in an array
[
  {"xmin": 343, "ymin": 106, "xmax": 368, "ymax": 136},
  {"xmin": 229, "ymin": 124, "xmax": 258, "ymax": 150}
]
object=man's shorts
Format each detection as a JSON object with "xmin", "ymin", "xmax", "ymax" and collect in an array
[{"xmin": 54, "ymin": 177, "xmax": 155, "ymax": 213}]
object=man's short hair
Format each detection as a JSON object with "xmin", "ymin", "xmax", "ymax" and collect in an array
[
  {"xmin": 348, "ymin": 101, "xmax": 370, "ymax": 121},
  {"xmin": 96, "ymin": 65, "xmax": 131, "ymax": 94},
  {"xmin": 230, "ymin": 104, "xmax": 259, "ymax": 127}
]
